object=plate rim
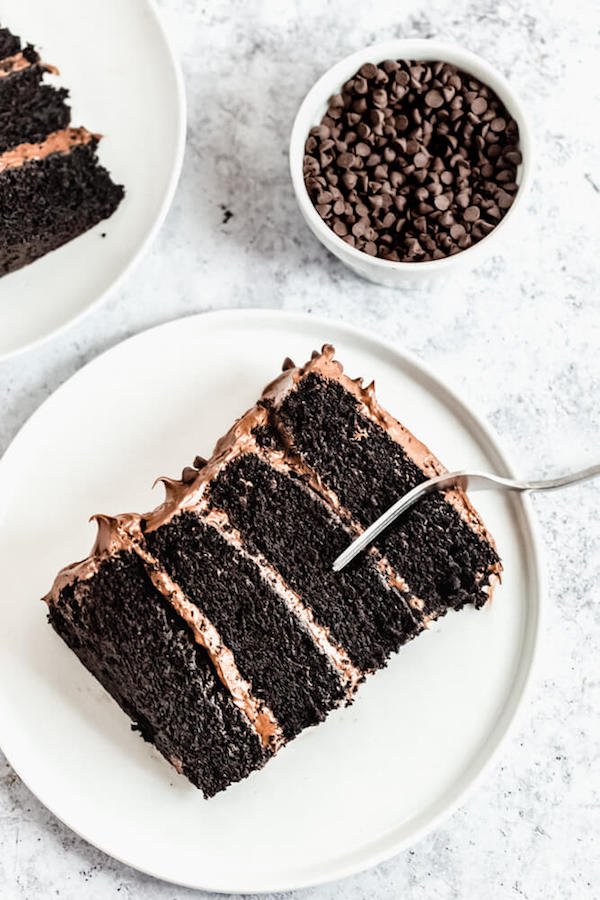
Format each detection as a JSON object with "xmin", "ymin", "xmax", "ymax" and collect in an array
[
  {"xmin": 0, "ymin": 0, "xmax": 187, "ymax": 363},
  {"xmin": 0, "ymin": 308, "xmax": 544, "ymax": 893}
]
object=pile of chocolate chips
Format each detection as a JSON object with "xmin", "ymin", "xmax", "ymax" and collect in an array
[{"xmin": 303, "ymin": 59, "xmax": 521, "ymax": 262}]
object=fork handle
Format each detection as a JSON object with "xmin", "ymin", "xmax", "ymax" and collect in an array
[{"xmin": 514, "ymin": 463, "xmax": 600, "ymax": 492}]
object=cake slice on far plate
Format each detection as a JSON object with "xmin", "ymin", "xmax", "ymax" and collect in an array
[
  {"xmin": 0, "ymin": 23, "xmax": 124, "ymax": 276},
  {"xmin": 45, "ymin": 346, "xmax": 501, "ymax": 797}
]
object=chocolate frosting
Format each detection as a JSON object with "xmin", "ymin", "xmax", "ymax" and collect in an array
[
  {"xmin": 0, "ymin": 48, "xmax": 58, "ymax": 78},
  {"xmin": 0, "ymin": 127, "xmax": 98, "ymax": 172}
]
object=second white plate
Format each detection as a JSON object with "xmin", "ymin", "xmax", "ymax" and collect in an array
[
  {"xmin": 0, "ymin": 310, "xmax": 542, "ymax": 892},
  {"xmin": 0, "ymin": 0, "xmax": 185, "ymax": 360}
]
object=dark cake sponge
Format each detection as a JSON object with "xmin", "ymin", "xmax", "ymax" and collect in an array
[
  {"xmin": 48, "ymin": 551, "xmax": 268, "ymax": 797},
  {"xmin": 145, "ymin": 512, "xmax": 346, "ymax": 741},
  {"xmin": 275, "ymin": 371, "xmax": 500, "ymax": 617},
  {"xmin": 208, "ymin": 452, "xmax": 421, "ymax": 672},
  {"xmin": 0, "ymin": 84, "xmax": 71, "ymax": 152},
  {"xmin": 0, "ymin": 26, "xmax": 21, "ymax": 58},
  {"xmin": 0, "ymin": 142, "xmax": 124, "ymax": 276}
]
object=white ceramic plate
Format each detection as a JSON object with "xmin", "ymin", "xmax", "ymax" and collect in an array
[
  {"xmin": 0, "ymin": 310, "xmax": 542, "ymax": 893},
  {"xmin": 0, "ymin": 0, "xmax": 185, "ymax": 360}
]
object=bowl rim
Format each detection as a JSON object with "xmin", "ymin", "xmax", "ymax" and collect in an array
[{"xmin": 289, "ymin": 38, "xmax": 533, "ymax": 274}]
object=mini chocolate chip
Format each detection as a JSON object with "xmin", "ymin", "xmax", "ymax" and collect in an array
[
  {"xmin": 352, "ymin": 218, "xmax": 370, "ymax": 237},
  {"xmin": 497, "ymin": 189, "xmax": 513, "ymax": 209},
  {"xmin": 464, "ymin": 205, "xmax": 480, "ymax": 222},
  {"xmin": 359, "ymin": 62, "xmax": 378, "ymax": 79},
  {"xmin": 337, "ymin": 152, "xmax": 355, "ymax": 168},
  {"xmin": 504, "ymin": 149, "xmax": 523, "ymax": 165},
  {"xmin": 316, "ymin": 189, "xmax": 333, "ymax": 204},
  {"xmin": 471, "ymin": 96, "xmax": 488, "ymax": 115},
  {"xmin": 496, "ymin": 169, "xmax": 513, "ymax": 183},
  {"xmin": 425, "ymin": 89, "xmax": 444, "ymax": 108}
]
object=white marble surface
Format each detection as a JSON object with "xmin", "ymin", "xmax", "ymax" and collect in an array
[{"xmin": 1, "ymin": 0, "xmax": 599, "ymax": 896}]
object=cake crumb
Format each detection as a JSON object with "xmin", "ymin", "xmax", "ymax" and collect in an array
[{"xmin": 220, "ymin": 204, "xmax": 233, "ymax": 225}]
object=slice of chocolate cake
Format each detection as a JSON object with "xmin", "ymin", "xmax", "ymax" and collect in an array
[
  {"xmin": 45, "ymin": 347, "xmax": 501, "ymax": 797},
  {"xmin": 0, "ymin": 25, "xmax": 123, "ymax": 276}
]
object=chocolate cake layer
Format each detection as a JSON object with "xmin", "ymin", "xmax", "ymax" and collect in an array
[
  {"xmin": 0, "ymin": 46, "xmax": 52, "ymax": 108},
  {"xmin": 48, "ymin": 550, "xmax": 268, "ymax": 797},
  {"xmin": 208, "ymin": 452, "xmax": 421, "ymax": 671},
  {"xmin": 265, "ymin": 351, "xmax": 501, "ymax": 619},
  {"xmin": 145, "ymin": 512, "xmax": 347, "ymax": 740},
  {"xmin": 0, "ymin": 140, "xmax": 123, "ymax": 276},
  {"xmin": 0, "ymin": 84, "xmax": 70, "ymax": 152},
  {"xmin": 0, "ymin": 26, "xmax": 20, "ymax": 58}
]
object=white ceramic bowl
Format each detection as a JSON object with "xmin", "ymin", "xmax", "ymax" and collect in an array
[{"xmin": 290, "ymin": 39, "xmax": 533, "ymax": 287}]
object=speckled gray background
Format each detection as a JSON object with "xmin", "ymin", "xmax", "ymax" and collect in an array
[{"xmin": 1, "ymin": 0, "xmax": 599, "ymax": 897}]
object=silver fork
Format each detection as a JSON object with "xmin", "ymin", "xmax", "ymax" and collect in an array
[{"xmin": 332, "ymin": 463, "xmax": 600, "ymax": 573}]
